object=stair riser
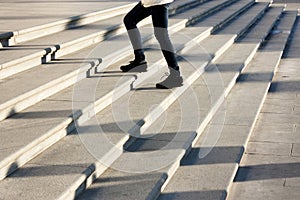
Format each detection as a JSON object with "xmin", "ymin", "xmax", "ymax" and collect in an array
[{"xmin": 0, "ymin": 55, "xmax": 42, "ymax": 80}]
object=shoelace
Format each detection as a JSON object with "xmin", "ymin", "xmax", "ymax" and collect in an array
[{"xmin": 160, "ymin": 72, "xmax": 170, "ymax": 81}]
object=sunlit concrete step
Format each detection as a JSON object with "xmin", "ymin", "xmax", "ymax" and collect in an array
[
  {"xmin": 0, "ymin": 0, "xmax": 251, "ymax": 122},
  {"xmin": 75, "ymin": 5, "xmax": 286, "ymax": 200},
  {"xmin": 0, "ymin": 0, "xmax": 237, "ymax": 80},
  {"xmin": 0, "ymin": 1, "xmax": 135, "ymax": 47},
  {"xmin": 159, "ymin": 10, "xmax": 297, "ymax": 200},
  {"xmin": 0, "ymin": 2, "xmax": 265, "ymax": 199},
  {"xmin": 0, "ymin": 0, "xmax": 212, "ymax": 47},
  {"xmin": 0, "ymin": 14, "xmax": 127, "ymax": 80}
]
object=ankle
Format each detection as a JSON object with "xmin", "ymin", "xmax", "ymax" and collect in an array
[
  {"xmin": 169, "ymin": 67, "xmax": 181, "ymax": 77},
  {"xmin": 134, "ymin": 50, "xmax": 145, "ymax": 62}
]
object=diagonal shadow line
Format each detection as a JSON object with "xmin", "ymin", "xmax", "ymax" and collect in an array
[{"xmin": 234, "ymin": 162, "xmax": 300, "ymax": 182}]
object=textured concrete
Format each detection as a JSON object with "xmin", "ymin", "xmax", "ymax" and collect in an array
[
  {"xmin": 0, "ymin": 1, "xmax": 251, "ymax": 197},
  {"xmin": 159, "ymin": 9, "xmax": 296, "ymax": 200},
  {"xmin": 0, "ymin": 0, "xmax": 254, "ymax": 181},
  {"xmin": 0, "ymin": 0, "xmax": 239, "ymax": 121},
  {"xmin": 0, "ymin": 134, "xmax": 98, "ymax": 200},
  {"xmin": 1, "ymin": 1, "xmax": 299, "ymax": 200},
  {"xmin": 199, "ymin": 2, "xmax": 269, "ymax": 58},
  {"xmin": 228, "ymin": 14, "xmax": 300, "ymax": 200},
  {"xmin": 0, "ymin": 0, "xmax": 132, "ymax": 32},
  {"xmin": 0, "ymin": 14, "xmax": 123, "ymax": 64},
  {"xmin": 77, "ymin": 3, "xmax": 284, "ymax": 200}
]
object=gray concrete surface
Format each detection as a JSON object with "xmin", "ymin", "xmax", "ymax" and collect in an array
[
  {"xmin": 0, "ymin": 0, "xmax": 133, "ymax": 32},
  {"xmin": 158, "ymin": 8, "xmax": 295, "ymax": 200},
  {"xmin": 0, "ymin": 2, "xmax": 255, "ymax": 196},
  {"xmin": 77, "ymin": 4, "xmax": 284, "ymax": 200},
  {"xmin": 0, "ymin": 0, "xmax": 246, "ymax": 184},
  {"xmin": 0, "ymin": 0, "xmax": 300, "ymax": 200},
  {"xmin": 228, "ymin": 14, "xmax": 300, "ymax": 200}
]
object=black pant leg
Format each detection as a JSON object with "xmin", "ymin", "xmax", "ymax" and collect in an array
[
  {"xmin": 151, "ymin": 4, "xmax": 179, "ymax": 70},
  {"xmin": 124, "ymin": 2, "xmax": 151, "ymax": 59}
]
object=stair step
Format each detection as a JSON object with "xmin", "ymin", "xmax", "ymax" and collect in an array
[
  {"xmin": 0, "ymin": 1, "xmax": 265, "ymax": 198},
  {"xmin": 170, "ymin": 0, "xmax": 212, "ymax": 15},
  {"xmin": 0, "ymin": 0, "xmax": 243, "ymax": 122},
  {"xmin": 0, "ymin": 13, "xmax": 140, "ymax": 80},
  {"xmin": 199, "ymin": 2, "xmax": 269, "ymax": 61},
  {"xmin": 0, "ymin": 0, "xmax": 211, "ymax": 47},
  {"xmin": 0, "ymin": 2, "xmax": 135, "ymax": 47},
  {"xmin": 159, "ymin": 10, "xmax": 298, "ymax": 200},
  {"xmin": 0, "ymin": 0, "xmax": 236, "ymax": 80},
  {"xmin": 74, "ymin": 6, "xmax": 285, "ymax": 200}
]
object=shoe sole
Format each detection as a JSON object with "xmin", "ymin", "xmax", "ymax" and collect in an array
[
  {"xmin": 121, "ymin": 63, "xmax": 147, "ymax": 72},
  {"xmin": 156, "ymin": 82, "xmax": 183, "ymax": 89}
]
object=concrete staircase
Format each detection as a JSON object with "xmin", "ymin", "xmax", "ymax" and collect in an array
[{"xmin": 0, "ymin": 0, "xmax": 298, "ymax": 199}]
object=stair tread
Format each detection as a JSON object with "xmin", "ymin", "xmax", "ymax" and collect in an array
[{"xmin": 159, "ymin": 10, "xmax": 297, "ymax": 200}]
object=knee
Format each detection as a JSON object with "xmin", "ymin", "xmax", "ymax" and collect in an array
[{"xmin": 123, "ymin": 14, "xmax": 135, "ymax": 30}]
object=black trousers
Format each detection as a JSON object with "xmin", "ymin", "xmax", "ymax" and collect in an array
[{"xmin": 124, "ymin": 2, "xmax": 179, "ymax": 70}]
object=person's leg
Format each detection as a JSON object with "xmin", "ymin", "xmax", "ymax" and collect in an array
[
  {"xmin": 123, "ymin": 2, "xmax": 151, "ymax": 61},
  {"xmin": 151, "ymin": 4, "xmax": 179, "ymax": 72},
  {"xmin": 151, "ymin": 4, "xmax": 182, "ymax": 89}
]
